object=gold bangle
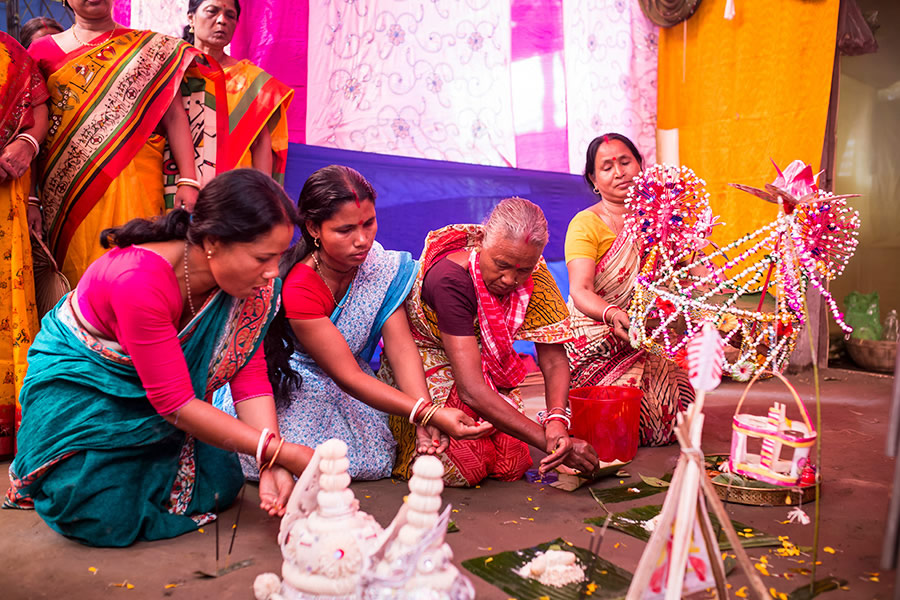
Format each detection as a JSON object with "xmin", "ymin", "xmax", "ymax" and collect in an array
[
  {"xmin": 419, "ymin": 404, "xmax": 441, "ymax": 429},
  {"xmin": 264, "ymin": 437, "xmax": 286, "ymax": 472}
]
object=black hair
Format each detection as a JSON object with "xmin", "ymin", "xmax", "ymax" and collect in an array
[
  {"xmin": 182, "ymin": 0, "xmax": 242, "ymax": 44},
  {"xmin": 583, "ymin": 132, "xmax": 643, "ymax": 192},
  {"xmin": 20, "ymin": 17, "xmax": 64, "ymax": 48},
  {"xmin": 100, "ymin": 168, "xmax": 298, "ymax": 250},
  {"xmin": 264, "ymin": 165, "xmax": 376, "ymax": 403}
]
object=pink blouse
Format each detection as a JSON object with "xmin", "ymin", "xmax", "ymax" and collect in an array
[{"xmin": 75, "ymin": 246, "xmax": 272, "ymax": 415}]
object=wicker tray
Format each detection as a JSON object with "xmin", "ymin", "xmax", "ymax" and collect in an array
[
  {"xmin": 846, "ymin": 337, "xmax": 897, "ymax": 373},
  {"xmin": 705, "ymin": 454, "xmax": 818, "ymax": 507}
]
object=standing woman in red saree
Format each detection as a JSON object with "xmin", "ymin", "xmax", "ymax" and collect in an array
[
  {"xmin": 0, "ymin": 32, "xmax": 49, "ymax": 455},
  {"xmin": 27, "ymin": 0, "xmax": 222, "ymax": 287},
  {"xmin": 565, "ymin": 133, "xmax": 694, "ymax": 447},
  {"xmin": 184, "ymin": 0, "xmax": 293, "ymax": 182}
]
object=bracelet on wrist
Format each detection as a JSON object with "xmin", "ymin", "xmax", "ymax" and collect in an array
[
  {"xmin": 601, "ymin": 304, "xmax": 620, "ymax": 325},
  {"xmin": 418, "ymin": 404, "xmax": 441, "ymax": 428},
  {"xmin": 409, "ymin": 397, "xmax": 427, "ymax": 425},
  {"xmin": 543, "ymin": 413, "xmax": 572, "ymax": 430},
  {"xmin": 14, "ymin": 133, "xmax": 40, "ymax": 158},
  {"xmin": 175, "ymin": 177, "xmax": 201, "ymax": 189},
  {"xmin": 264, "ymin": 437, "xmax": 286, "ymax": 472}
]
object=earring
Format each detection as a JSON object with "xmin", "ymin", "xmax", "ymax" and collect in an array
[
  {"xmin": 207, "ymin": 248, "xmax": 213, "ymax": 260},
  {"xmin": 189, "ymin": 25, "xmax": 195, "ymax": 33},
  {"xmin": 592, "ymin": 187, "xmax": 601, "ymax": 195},
  {"xmin": 313, "ymin": 237, "xmax": 320, "ymax": 248}
]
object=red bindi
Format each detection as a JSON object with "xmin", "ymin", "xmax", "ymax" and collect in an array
[{"xmin": 358, "ymin": 220, "xmax": 364, "ymax": 226}]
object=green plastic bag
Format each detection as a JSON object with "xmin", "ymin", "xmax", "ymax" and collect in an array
[{"xmin": 844, "ymin": 291, "xmax": 882, "ymax": 340}]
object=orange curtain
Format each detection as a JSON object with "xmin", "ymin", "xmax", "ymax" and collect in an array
[{"xmin": 657, "ymin": 0, "xmax": 840, "ymax": 248}]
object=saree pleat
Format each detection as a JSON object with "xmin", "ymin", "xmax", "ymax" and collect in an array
[
  {"xmin": 6, "ymin": 280, "xmax": 280, "ymax": 547},
  {"xmin": 0, "ymin": 32, "xmax": 48, "ymax": 455}
]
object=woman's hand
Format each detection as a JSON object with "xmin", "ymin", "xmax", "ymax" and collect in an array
[
  {"xmin": 175, "ymin": 184, "xmax": 200, "ymax": 212},
  {"xmin": 562, "ymin": 438, "xmax": 600, "ymax": 476},
  {"xmin": 415, "ymin": 424, "xmax": 449, "ymax": 455},
  {"xmin": 608, "ymin": 308, "xmax": 631, "ymax": 342},
  {"xmin": 258, "ymin": 464, "xmax": 295, "ymax": 517},
  {"xmin": 538, "ymin": 420, "xmax": 573, "ymax": 474},
  {"xmin": 430, "ymin": 406, "xmax": 493, "ymax": 440},
  {"xmin": 26, "ymin": 204, "xmax": 43, "ymax": 237},
  {"xmin": 0, "ymin": 139, "xmax": 36, "ymax": 181}
]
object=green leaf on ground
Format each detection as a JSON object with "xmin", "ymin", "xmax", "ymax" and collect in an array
[
  {"xmin": 787, "ymin": 576, "xmax": 848, "ymax": 599},
  {"xmin": 584, "ymin": 504, "xmax": 780, "ymax": 550},
  {"xmin": 447, "ymin": 520, "xmax": 459, "ymax": 533},
  {"xmin": 638, "ymin": 474, "xmax": 671, "ymax": 488},
  {"xmin": 590, "ymin": 473, "xmax": 673, "ymax": 509},
  {"xmin": 462, "ymin": 537, "xmax": 633, "ymax": 599}
]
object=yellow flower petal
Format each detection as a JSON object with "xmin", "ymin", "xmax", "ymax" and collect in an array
[
  {"xmin": 586, "ymin": 526, "xmax": 595, "ymax": 533},
  {"xmin": 736, "ymin": 586, "xmax": 748, "ymax": 598},
  {"xmin": 126, "ymin": 583, "xmax": 134, "ymax": 590},
  {"xmin": 88, "ymin": 567, "xmax": 97, "ymax": 574},
  {"xmin": 533, "ymin": 506, "xmax": 540, "ymax": 511},
  {"xmin": 164, "ymin": 584, "xmax": 179, "ymax": 589},
  {"xmin": 824, "ymin": 546, "xmax": 836, "ymax": 554},
  {"xmin": 870, "ymin": 576, "xmax": 880, "ymax": 582},
  {"xmin": 198, "ymin": 528, "xmax": 204, "ymax": 533},
  {"xmin": 484, "ymin": 557, "xmax": 493, "ymax": 564}
]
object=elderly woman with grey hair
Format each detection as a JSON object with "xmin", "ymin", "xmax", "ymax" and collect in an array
[{"xmin": 386, "ymin": 197, "xmax": 599, "ymax": 487}]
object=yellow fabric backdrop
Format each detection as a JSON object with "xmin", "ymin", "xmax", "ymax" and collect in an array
[{"xmin": 658, "ymin": 0, "xmax": 840, "ymax": 249}]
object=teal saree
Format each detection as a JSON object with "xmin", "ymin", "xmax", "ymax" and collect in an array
[{"xmin": 5, "ymin": 280, "xmax": 280, "ymax": 547}]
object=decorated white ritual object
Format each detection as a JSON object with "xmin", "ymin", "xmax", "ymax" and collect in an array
[
  {"xmin": 254, "ymin": 439, "xmax": 384, "ymax": 600},
  {"xmin": 363, "ymin": 455, "xmax": 475, "ymax": 600},
  {"xmin": 626, "ymin": 160, "xmax": 860, "ymax": 381}
]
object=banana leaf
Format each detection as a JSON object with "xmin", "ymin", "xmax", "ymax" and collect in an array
[
  {"xmin": 584, "ymin": 504, "xmax": 780, "ymax": 550},
  {"xmin": 462, "ymin": 537, "xmax": 632, "ymax": 600},
  {"xmin": 788, "ymin": 576, "xmax": 847, "ymax": 599},
  {"xmin": 590, "ymin": 473, "xmax": 673, "ymax": 509}
]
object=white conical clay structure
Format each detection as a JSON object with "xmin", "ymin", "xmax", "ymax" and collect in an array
[
  {"xmin": 254, "ymin": 438, "xmax": 383, "ymax": 600},
  {"xmin": 363, "ymin": 455, "xmax": 475, "ymax": 599}
]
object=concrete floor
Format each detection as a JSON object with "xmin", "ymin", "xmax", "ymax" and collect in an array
[{"xmin": 0, "ymin": 367, "xmax": 895, "ymax": 599}]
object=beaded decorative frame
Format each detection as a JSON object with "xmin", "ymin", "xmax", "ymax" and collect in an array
[{"xmin": 625, "ymin": 161, "xmax": 860, "ymax": 381}]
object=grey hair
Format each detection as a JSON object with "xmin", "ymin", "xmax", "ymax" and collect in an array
[{"xmin": 482, "ymin": 196, "xmax": 549, "ymax": 249}]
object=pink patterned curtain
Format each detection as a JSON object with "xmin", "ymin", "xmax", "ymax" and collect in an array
[
  {"xmin": 306, "ymin": 0, "xmax": 515, "ymax": 167},
  {"xmin": 563, "ymin": 0, "xmax": 658, "ymax": 172},
  {"xmin": 231, "ymin": 1, "xmax": 309, "ymax": 143}
]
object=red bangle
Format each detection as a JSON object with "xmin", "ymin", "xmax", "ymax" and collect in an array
[
  {"xmin": 601, "ymin": 304, "xmax": 620, "ymax": 325},
  {"xmin": 258, "ymin": 433, "xmax": 276, "ymax": 471}
]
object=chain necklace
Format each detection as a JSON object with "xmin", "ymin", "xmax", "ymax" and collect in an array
[
  {"xmin": 312, "ymin": 251, "xmax": 354, "ymax": 309},
  {"xmin": 598, "ymin": 200, "xmax": 624, "ymax": 236},
  {"xmin": 72, "ymin": 25, "xmax": 118, "ymax": 48},
  {"xmin": 184, "ymin": 241, "xmax": 197, "ymax": 317}
]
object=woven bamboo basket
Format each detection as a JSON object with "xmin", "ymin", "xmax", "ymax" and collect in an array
[
  {"xmin": 705, "ymin": 455, "xmax": 818, "ymax": 507},
  {"xmin": 845, "ymin": 337, "xmax": 897, "ymax": 374}
]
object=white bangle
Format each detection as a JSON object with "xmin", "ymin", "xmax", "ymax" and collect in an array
[
  {"xmin": 544, "ymin": 414, "xmax": 572, "ymax": 429},
  {"xmin": 175, "ymin": 177, "xmax": 201, "ymax": 189},
  {"xmin": 14, "ymin": 133, "xmax": 40, "ymax": 157},
  {"xmin": 256, "ymin": 427, "xmax": 270, "ymax": 467},
  {"xmin": 409, "ymin": 397, "xmax": 427, "ymax": 425}
]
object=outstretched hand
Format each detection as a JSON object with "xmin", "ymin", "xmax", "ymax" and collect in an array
[
  {"xmin": 432, "ymin": 406, "xmax": 493, "ymax": 440},
  {"xmin": 415, "ymin": 424, "xmax": 449, "ymax": 455},
  {"xmin": 258, "ymin": 464, "xmax": 295, "ymax": 517}
]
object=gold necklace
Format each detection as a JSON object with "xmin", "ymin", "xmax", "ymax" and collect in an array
[
  {"xmin": 598, "ymin": 201, "xmax": 624, "ymax": 236},
  {"xmin": 72, "ymin": 25, "xmax": 117, "ymax": 47},
  {"xmin": 312, "ymin": 252, "xmax": 354, "ymax": 309}
]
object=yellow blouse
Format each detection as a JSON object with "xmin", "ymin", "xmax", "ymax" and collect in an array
[{"xmin": 564, "ymin": 209, "xmax": 616, "ymax": 265}]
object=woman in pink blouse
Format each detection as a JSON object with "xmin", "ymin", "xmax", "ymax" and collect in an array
[{"xmin": 7, "ymin": 169, "xmax": 312, "ymax": 547}]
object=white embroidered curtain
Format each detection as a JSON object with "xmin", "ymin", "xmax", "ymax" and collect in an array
[
  {"xmin": 130, "ymin": 0, "xmax": 187, "ymax": 38},
  {"xmin": 563, "ymin": 0, "xmax": 659, "ymax": 172},
  {"xmin": 306, "ymin": 0, "xmax": 516, "ymax": 168}
]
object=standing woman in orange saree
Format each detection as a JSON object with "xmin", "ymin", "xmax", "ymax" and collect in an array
[
  {"xmin": 185, "ymin": 0, "xmax": 293, "ymax": 182},
  {"xmin": 0, "ymin": 32, "xmax": 49, "ymax": 455},
  {"xmin": 28, "ymin": 0, "xmax": 223, "ymax": 287}
]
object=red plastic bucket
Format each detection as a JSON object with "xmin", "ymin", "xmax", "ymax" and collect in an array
[{"xmin": 568, "ymin": 385, "xmax": 642, "ymax": 463}]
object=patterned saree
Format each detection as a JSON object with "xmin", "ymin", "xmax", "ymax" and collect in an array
[
  {"xmin": 391, "ymin": 225, "xmax": 572, "ymax": 487},
  {"xmin": 38, "ymin": 30, "xmax": 226, "ymax": 285},
  {"xmin": 0, "ymin": 32, "xmax": 48, "ymax": 455},
  {"xmin": 565, "ymin": 231, "xmax": 695, "ymax": 446},
  {"xmin": 223, "ymin": 60, "xmax": 293, "ymax": 183},
  {"xmin": 5, "ymin": 281, "xmax": 280, "ymax": 547}
]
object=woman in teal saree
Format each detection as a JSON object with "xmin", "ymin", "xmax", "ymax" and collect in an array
[{"xmin": 5, "ymin": 169, "xmax": 313, "ymax": 546}]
